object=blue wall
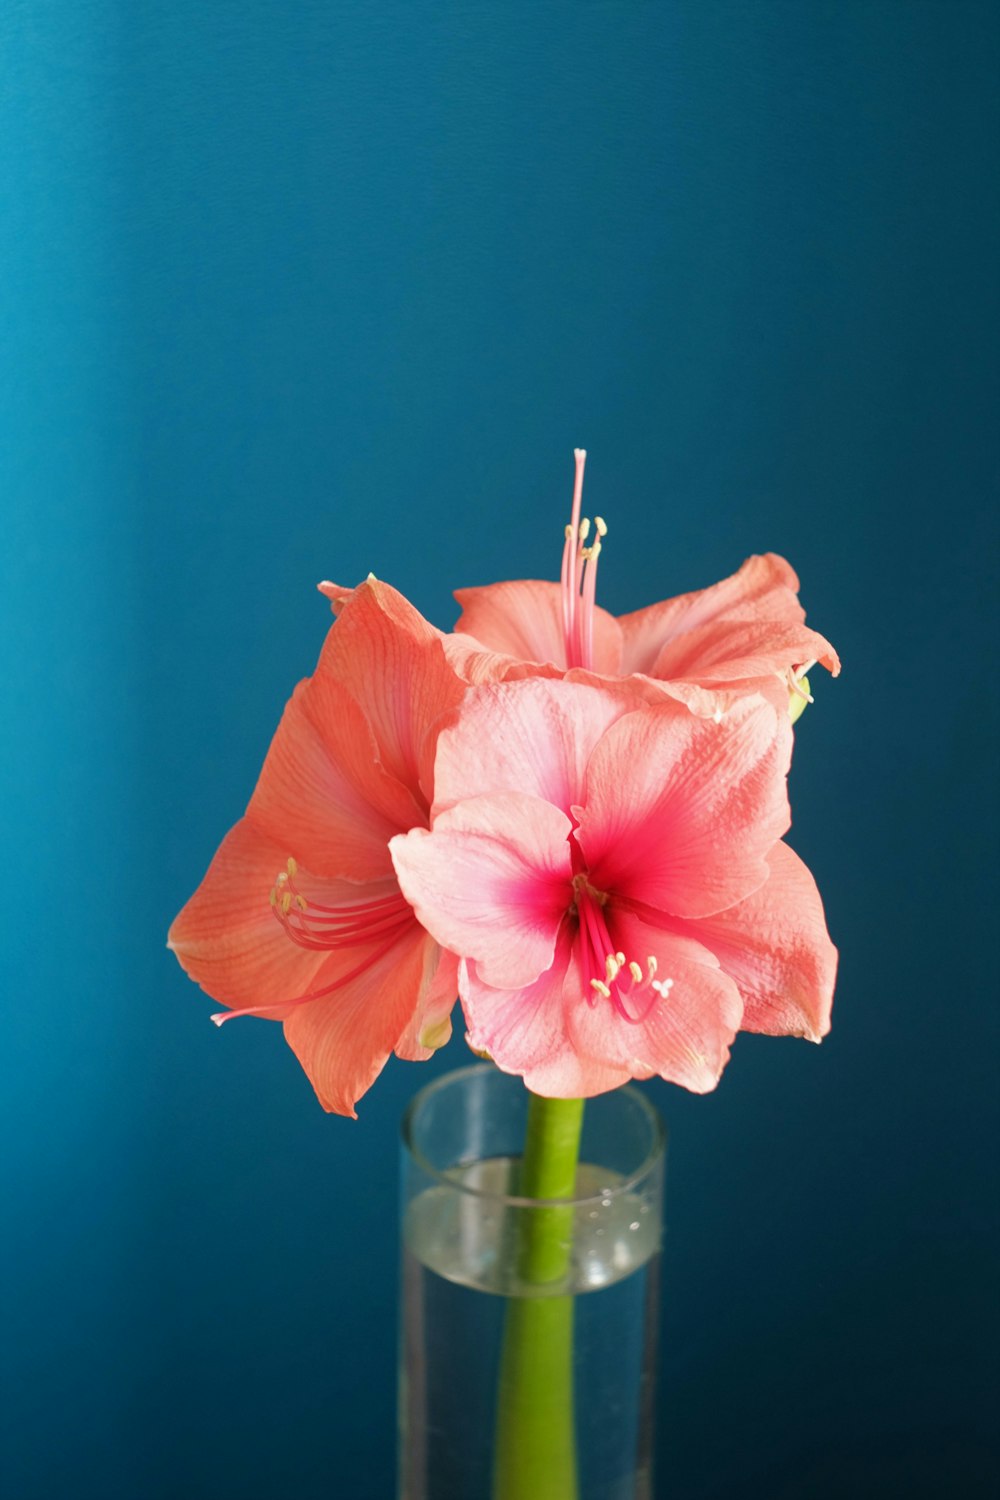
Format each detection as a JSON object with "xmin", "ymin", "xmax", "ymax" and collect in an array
[{"xmin": 2, "ymin": 3, "xmax": 997, "ymax": 1495}]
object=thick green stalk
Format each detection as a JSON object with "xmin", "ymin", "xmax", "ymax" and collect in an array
[{"xmin": 493, "ymin": 1093, "xmax": 585, "ymax": 1500}]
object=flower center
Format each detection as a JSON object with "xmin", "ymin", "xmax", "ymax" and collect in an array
[
  {"xmin": 560, "ymin": 448, "xmax": 608, "ymax": 671},
  {"xmin": 570, "ymin": 872, "xmax": 673, "ymax": 1025}
]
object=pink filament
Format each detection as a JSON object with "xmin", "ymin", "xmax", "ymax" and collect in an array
[{"xmin": 574, "ymin": 885, "xmax": 659, "ymax": 1026}]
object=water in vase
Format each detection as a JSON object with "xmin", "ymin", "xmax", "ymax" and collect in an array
[{"xmin": 400, "ymin": 1158, "xmax": 661, "ymax": 1500}]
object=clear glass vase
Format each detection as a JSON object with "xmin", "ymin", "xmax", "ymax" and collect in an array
[{"xmin": 399, "ymin": 1063, "xmax": 666, "ymax": 1500}]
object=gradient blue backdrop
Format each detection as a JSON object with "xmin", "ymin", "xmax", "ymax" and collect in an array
[{"xmin": 2, "ymin": 3, "xmax": 997, "ymax": 1497}]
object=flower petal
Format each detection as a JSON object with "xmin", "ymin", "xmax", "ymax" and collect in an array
[
  {"xmin": 618, "ymin": 553, "xmax": 840, "ymax": 682},
  {"xmin": 461, "ymin": 927, "xmax": 631, "ymax": 1098},
  {"xmin": 317, "ymin": 576, "xmax": 467, "ymax": 799},
  {"xmin": 429, "ymin": 676, "xmax": 638, "ymax": 819},
  {"xmin": 442, "ymin": 630, "xmax": 565, "ymax": 688},
  {"xmin": 653, "ymin": 617, "xmax": 840, "ymax": 689},
  {"xmin": 568, "ymin": 907, "xmax": 743, "ymax": 1094},
  {"xmin": 577, "ymin": 694, "xmax": 792, "ymax": 918},
  {"xmin": 390, "ymin": 793, "xmax": 573, "ymax": 990},
  {"xmin": 454, "ymin": 580, "xmax": 623, "ymax": 674},
  {"xmin": 247, "ymin": 672, "xmax": 425, "ymax": 882},
  {"xmin": 672, "ymin": 842, "xmax": 837, "ymax": 1041},
  {"xmin": 282, "ymin": 925, "xmax": 443, "ymax": 1117}
]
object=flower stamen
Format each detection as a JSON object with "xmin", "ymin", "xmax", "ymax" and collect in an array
[{"xmin": 572, "ymin": 878, "xmax": 673, "ymax": 1025}]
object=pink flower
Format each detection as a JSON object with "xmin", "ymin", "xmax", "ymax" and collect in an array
[
  {"xmin": 390, "ymin": 675, "xmax": 836, "ymax": 1098},
  {"xmin": 452, "ymin": 450, "xmax": 839, "ymax": 715},
  {"xmin": 168, "ymin": 578, "xmax": 465, "ymax": 1116}
]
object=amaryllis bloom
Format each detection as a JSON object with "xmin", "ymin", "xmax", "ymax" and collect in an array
[
  {"xmin": 168, "ymin": 579, "xmax": 466, "ymax": 1116},
  {"xmin": 452, "ymin": 449, "xmax": 840, "ymax": 716},
  {"xmin": 390, "ymin": 676, "xmax": 836, "ymax": 1098}
]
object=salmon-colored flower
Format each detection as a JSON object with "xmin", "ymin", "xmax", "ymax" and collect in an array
[
  {"xmin": 391, "ymin": 676, "xmax": 836, "ymax": 1098},
  {"xmin": 452, "ymin": 449, "xmax": 839, "ymax": 715},
  {"xmin": 168, "ymin": 578, "xmax": 465, "ymax": 1116}
]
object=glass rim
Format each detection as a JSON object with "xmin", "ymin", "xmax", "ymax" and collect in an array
[{"xmin": 400, "ymin": 1061, "xmax": 667, "ymax": 1209}]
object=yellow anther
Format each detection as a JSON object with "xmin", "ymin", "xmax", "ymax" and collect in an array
[
  {"xmin": 629, "ymin": 961, "xmax": 643, "ymax": 983},
  {"xmin": 605, "ymin": 954, "xmax": 620, "ymax": 982},
  {"xmin": 280, "ymin": 891, "xmax": 293, "ymax": 916},
  {"xmin": 565, "ymin": 523, "xmax": 574, "ymax": 539},
  {"xmin": 295, "ymin": 894, "xmax": 308, "ymax": 912},
  {"xmin": 579, "ymin": 517, "xmax": 591, "ymax": 542},
  {"xmin": 615, "ymin": 951, "xmax": 625, "ymax": 966},
  {"xmin": 594, "ymin": 515, "xmax": 607, "ymax": 537},
  {"xmin": 269, "ymin": 889, "xmax": 277, "ymax": 908},
  {"xmin": 287, "ymin": 857, "xmax": 298, "ymax": 877},
  {"xmin": 590, "ymin": 978, "xmax": 612, "ymax": 999},
  {"xmin": 647, "ymin": 955, "xmax": 658, "ymax": 978}
]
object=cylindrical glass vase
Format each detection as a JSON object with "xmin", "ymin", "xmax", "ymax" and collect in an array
[{"xmin": 399, "ymin": 1063, "xmax": 666, "ymax": 1500}]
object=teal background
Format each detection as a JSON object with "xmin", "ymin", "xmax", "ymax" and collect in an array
[{"xmin": 2, "ymin": 2, "xmax": 997, "ymax": 1496}]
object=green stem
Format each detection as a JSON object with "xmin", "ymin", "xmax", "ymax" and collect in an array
[{"xmin": 493, "ymin": 1093, "xmax": 585, "ymax": 1500}]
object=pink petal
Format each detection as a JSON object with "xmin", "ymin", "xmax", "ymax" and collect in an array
[
  {"xmin": 618, "ymin": 553, "xmax": 840, "ymax": 681},
  {"xmin": 317, "ymin": 577, "xmax": 467, "ymax": 799},
  {"xmin": 672, "ymin": 842, "xmax": 837, "ymax": 1041},
  {"xmin": 442, "ymin": 630, "xmax": 565, "ymax": 688},
  {"xmin": 577, "ymin": 694, "xmax": 792, "ymax": 918},
  {"xmin": 619, "ymin": 553, "xmax": 798, "ymax": 667},
  {"xmin": 247, "ymin": 673, "xmax": 425, "ymax": 882},
  {"xmin": 652, "ymin": 617, "xmax": 840, "ymax": 687},
  {"xmin": 567, "ymin": 907, "xmax": 743, "ymax": 1094},
  {"xmin": 390, "ymin": 793, "xmax": 573, "ymax": 990},
  {"xmin": 429, "ymin": 676, "xmax": 638, "ymax": 819},
  {"xmin": 454, "ymin": 579, "xmax": 623, "ymax": 674},
  {"xmin": 282, "ymin": 925, "xmax": 443, "ymax": 1117},
  {"xmin": 461, "ymin": 927, "xmax": 631, "ymax": 1098}
]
